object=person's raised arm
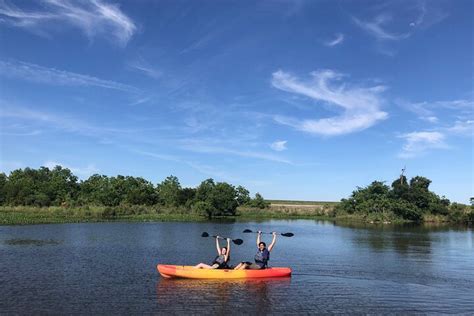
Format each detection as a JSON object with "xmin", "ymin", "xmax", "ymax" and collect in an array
[
  {"xmin": 225, "ymin": 238, "xmax": 231, "ymax": 262},
  {"xmin": 216, "ymin": 236, "xmax": 221, "ymax": 255},
  {"xmin": 256, "ymin": 231, "xmax": 262, "ymax": 247},
  {"xmin": 268, "ymin": 232, "xmax": 277, "ymax": 252}
]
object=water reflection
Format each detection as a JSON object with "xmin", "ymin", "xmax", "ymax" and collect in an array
[
  {"xmin": 155, "ymin": 278, "xmax": 291, "ymax": 314},
  {"xmin": 335, "ymin": 222, "xmax": 462, "ymax": 257}
]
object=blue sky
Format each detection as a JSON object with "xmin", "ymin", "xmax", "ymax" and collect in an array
[{"xmin": 0, "ymin": 0, "xmax": 472, "ymax": 202}]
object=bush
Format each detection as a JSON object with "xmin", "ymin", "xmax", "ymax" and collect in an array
[
  {"xmin": 192, "ymin": 201, "xmax": 215, "ymax": 218},
  {"xmin": 247, "ymin": 193, "xmax": 270, "ymax": 209}
]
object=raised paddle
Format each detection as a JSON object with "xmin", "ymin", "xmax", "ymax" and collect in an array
[
  {"xmin": 201, "ymin": 232, "xmax": 244, "ymax": 245},
  {"xmin": 242, "ymin": 229, "xmax": 294, "ymax": 237}
]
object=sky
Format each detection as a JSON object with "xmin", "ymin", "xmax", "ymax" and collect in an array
[{"xmin": 0, "ymin": 0, "xmax": 472, "ymax": 203}]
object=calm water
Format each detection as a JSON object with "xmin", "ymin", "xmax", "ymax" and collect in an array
[{"xmin": 1, "ymin": 220, "xmax": 473, "ymax": 314}]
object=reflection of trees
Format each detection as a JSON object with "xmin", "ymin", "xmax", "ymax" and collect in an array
[
  {"xmin": 336, "ymin": 221, "xmax": 469, "ymax": 256},
  {"xmin": 337, "ymin": 222, "xmax": 468, "ymax": 258},
  {"xmin": 155, "ymin": 278, "xmax": 291, "ymax": 314}
]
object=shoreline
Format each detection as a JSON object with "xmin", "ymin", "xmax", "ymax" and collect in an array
[{"xmin": 1, "ymin": 205, "xmax": 470, "ymax": 226}]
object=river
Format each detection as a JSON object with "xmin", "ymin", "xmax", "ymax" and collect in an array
[{"xmin": 1, "ymin": 220, "xmax": 473, "ymax": 314}]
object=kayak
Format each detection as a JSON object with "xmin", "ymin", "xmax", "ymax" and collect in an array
[{"xmin": 157, "ymin": 264, "xmax": 292, "ymax": 279}]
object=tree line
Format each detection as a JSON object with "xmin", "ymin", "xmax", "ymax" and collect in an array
[
  {"xmin": 336, "ymin": 175, "xmax": 473, "ymax": 223},
  {"xmin": 0, "ymin": 166, "xmax": 269, "ymax": 217}
]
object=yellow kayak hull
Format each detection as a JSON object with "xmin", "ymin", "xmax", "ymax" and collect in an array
[{"xmin": 157, "ymin": 264, "xmax": 292, "ymax": 279}]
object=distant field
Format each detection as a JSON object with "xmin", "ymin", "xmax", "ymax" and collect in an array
[{"xmin": 267, "ymin": 200, "xmax": 339, "ymax": 206}]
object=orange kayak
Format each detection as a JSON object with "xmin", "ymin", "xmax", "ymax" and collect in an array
[{"xmin": 157, "ymin": 264, "xmax": 292, "ymax": 279}]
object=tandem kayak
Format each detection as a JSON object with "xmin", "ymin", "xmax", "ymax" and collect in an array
[{"xmin": 157, "ymin": 264, "xmax": 292, "ymax": 279}]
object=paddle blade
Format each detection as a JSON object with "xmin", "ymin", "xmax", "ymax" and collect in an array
[
  {"xmin": 201, "ymin": 232, "xmax": 209, "ymax": 237},
  {"xmin": 232, "ymin": 239, "xmax": 244, "ymax": 245},
  {"xmin": 242, "ymin": 229, "xmax": 253, "ymax": 233},
  {"xmin": 281, "ymin": 233, "xmax": 294, "ymax": 237}
]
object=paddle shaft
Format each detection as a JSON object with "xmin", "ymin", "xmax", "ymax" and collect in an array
[{"xmin": 243, "ymin": 229, "xmax": 294, "ymax": 237}]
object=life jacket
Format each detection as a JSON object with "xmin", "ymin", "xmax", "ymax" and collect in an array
[
  {"xmin": 212, "ymin": 254, "xmax": 229, "ymax": 269},
  {"xmin": 254, "ymin": 248, "xmax": 270, "ymax": 268}
]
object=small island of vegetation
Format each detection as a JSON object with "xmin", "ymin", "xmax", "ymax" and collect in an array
[{"xmin": 0, "ymin": 166, "xmax": 472, "ymax": 225}]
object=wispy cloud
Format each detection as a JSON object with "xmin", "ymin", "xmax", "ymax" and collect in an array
[
  {"xmin": 353, "ymin": 14, "xmax": 410, "ymax": 41},
  {"xmin": 43, "ymin": 160, "xmax": 99, "ymax": 178},
  {"xmin": 271, "ymin": 69, "xmax": 388, "ymax": 136},
  {"xmin": 180, "ymin": 139, "xmax": 292, "ymax": 164},
  {"xmin": 270, "ymin": 140, "xmax": 287, "ymax": 151},
  {"xmin": 0, "ymin": 104, "xmax": 145, "ymax": 138},
  {"xmin": 446, "ymin": 120, "xmax": 473, "ymax": 136},
  {"xmin": 0, "ymin": 59, "xmax": 138, "ymax": 92},
  {"xmin": 396, "ymin": 98, "xmax": 473, "ymax": 122},
  {"xmin": 131, "ymin": 149, "xmax": 238, "ymax": 182},
  {"xmin": 398, "ymin": 131, "xmax": 447, "ymax": 158},
  {"xmin": 352, "ymin": 1, "xmax": 448, "ymax": 45},
  {"xmin": 324, "ymin": 33, "xmax": 344, "ymax": 47},
  {"xmin": 128, "ymin": 57, "xmax": 161, "ymax": 79},
  {"xmin": 0, "ymin": 0, "xmax": 136, "ymax": 46}
]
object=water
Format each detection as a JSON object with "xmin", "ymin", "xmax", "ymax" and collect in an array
[{"xmin": 1, "ymin": 220, "xmax": 473, "ymax": 314}]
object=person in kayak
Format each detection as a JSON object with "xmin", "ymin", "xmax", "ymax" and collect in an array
[
  {"xmin": 234, "ymin": 231, "xmax": 276, "ymax": 270},
  {"xmin": 194, "ymin": 236, "xmax": 231, "ymax": 269}
]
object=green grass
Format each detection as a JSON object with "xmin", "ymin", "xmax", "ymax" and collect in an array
[
  {"xmin": 0, "ymin": 206, "xmax": 205, "ymax": 225},
  {"xmin": 2, "ymin": 205, "xmax": 470, "ymax": 226},
  {"xmin": 267, "ymin": 200, "xmax": 339, "ymax": 205}
]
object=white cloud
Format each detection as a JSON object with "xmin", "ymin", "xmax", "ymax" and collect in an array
[
  {"xmin": 324, "ymin": 33, "xmax": 344, "ymax": 47},
  {"xmin": 353, "ymin": 14, "xmax": 410, "ymax": 41},
  {"xmin": 0, "ymin": 0, "xmax": 136, "ymax": 46},
  {"xmin": 0, "ymin": 59, "xmax": 138, "ymax": 92},
  {"xmin": 43, "ymin": 160, "xmax": 99, "ymax": 178},
  {"xmin": 179, "ymin": 139, "xmax": 292, "ymax": 164},
  {"xmin": 398, "ymin": 131, "xmax": 447, "ymax": 158},
  {"xmin": 422, "ymin": 116, "xmax": 439, "ymax": 123},
  {"xmin": 270, "ymin": 140, "xmax": 287, "ymax": 151},
  {"xmin": 271, "ymin": 69, "xmax": 388, "ymax": 136},
  {"xmin": 352, "ymin": 2, "xmax": 448, "ymax": 44},
  {"xmin": 446, "ymin": 120, "xmax": 473, "ymax": 136},
  {"xmin": 128, "ymin": 58, "xmax": 161, "ymax": 79},
  {"xmin": 0, "ymin": 104, "xmax": 145, "ymax": 139},
  {"xmin": 397, "ymin": 98, "xmax": 473, "ymax": 122}
]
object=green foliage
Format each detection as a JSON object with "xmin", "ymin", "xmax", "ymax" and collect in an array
[
  {"xmin": 156, "ymin": 175, "xmax": 181, "ymax": 207},
  {"xmin": 0, "ymin": 166, "xmax": 263, "ymax": 219},
  {"xmin": 336, "ymin": 176, "xmax": 459, "ymax": 223},
  {"xmin": 236, "ymin": 185, "xmax": 251, "ymax": 206},
  {"xmin": 192, "ymin": 201, "xmax": 215, "ymax": 218},
  {"xmin": 209, "ymin": 182, "xmax": 238, "ymax": 216},
  {"xmin": 0, "ymin": 173, "xmax": 7, "ymax": 205},
  {"xmin": 194, "ymin": 179, "xmax": 238, "ymax": 217},
  {"xmin": 247, "ymin": 193, "xmax": 270, "ymax": 209},
  {"xmin": 3, "ymin": 167, "xmax": 79, "ymax": 206}
]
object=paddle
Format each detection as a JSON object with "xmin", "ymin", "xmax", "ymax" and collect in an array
[
  {"xmin": 201, "ymin": 232, "xmax": 244, "ymax": 245},
  {"xmin": 242, "ymin": 229, "xmax": 294, "ymax": 237}
]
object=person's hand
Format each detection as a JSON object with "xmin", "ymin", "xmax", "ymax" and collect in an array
[
  {"xmin": 227, "ymin": 238, "xmax": 231, "ymax": 242},
  {"xmin": 257, "ymin": 231, "xmax": 262, "ymax": 235},
  {"xmin": 272, "ymin": 232, "xmax": 277, "ymax": 236},
  {"xmin": 216, "ymin": 235, "xmax": 220, "ymax": 239}
]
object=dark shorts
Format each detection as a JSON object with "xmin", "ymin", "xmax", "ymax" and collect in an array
[{"xmin": 243, "ymin": 262, "xmax": 265, "ymax": 270}]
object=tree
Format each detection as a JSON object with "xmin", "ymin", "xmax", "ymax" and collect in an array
[
  {"xmin": 122, "ymin": 176, "xmax": 158, "ymax": 205},
  {"xmin": 193, "ymin": 179, "xmax": 240, "ymax": 217},
  {"xmin": 0, "ymin": 173, "xmax": 7, "ymax": 205},
  {"xmin": 157, "ymin": 175, "xmax": 181, "ymax": 207},
  {"xmin": 178, "ymin": 187, "xmax": 196, "ymax": 207},
  {"xmin": 236, "ymin": 185, "xmax": 251, "ymax": 206},
  {"xmin": 248, "ymin": 193, "xmax": 269, "ymax": 209},
  {"xmin": 195, "ymin": 178, "xmax": 215, "ymax": 202},
  {"xmin": 209, "ymin": 182, "xmax": 238, "ymax": 216}
]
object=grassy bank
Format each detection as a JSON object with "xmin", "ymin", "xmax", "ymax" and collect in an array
[
  {"xmin": 0, "ymin": 206, "xmax": 204, "ymax": 225},
  {"xmin": 1, "ymin": 201, "xmax": 471, "ymax": 225},
  {"xmin": 0, "ymin": 202, "xmax": 338, "ymax": 225}
]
